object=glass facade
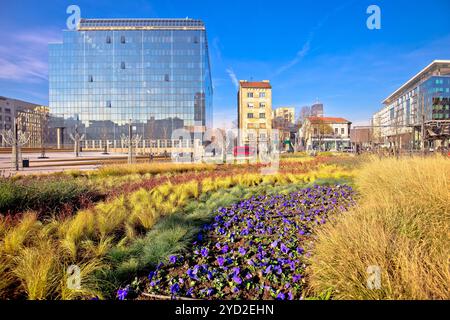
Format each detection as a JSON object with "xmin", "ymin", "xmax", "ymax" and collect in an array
[
  {"xmin": 418, "ymin": 76, "xmax": 450, "ymax": 121},
  {"xmin": 48, "ymin": 18, "xmax": 212, "ymax": 147}
]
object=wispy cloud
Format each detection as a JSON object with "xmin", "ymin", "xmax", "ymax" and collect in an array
[
  {"xmin": 226, "ymin": 68, "xmax": 239, "ymax": 90},
  {"xmin": 211, "ymin": 37, "xmax": 241, "ymax": 90},
  {"xmin": 275, "ymin": 34, "xmax": 312, "ymax": 76},
  {"xmin": 0, "ymin": 29, "xmax": 60, "ymax": 82},
  {"xmin": 274, "ymin": 1, "xmax": 355, "ymax": 76}
]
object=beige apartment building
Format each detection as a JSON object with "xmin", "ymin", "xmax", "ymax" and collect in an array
[
  {"xmin": 237, "ymin": 80, "xmax": 273, "ymax": 146},
  {"xmin": 0, "ymin": 96, "xmax": 49, "ymax": 148},
  {"xmin": 273, "ymin": 107, "xmax": 295, "ymax": 125}
]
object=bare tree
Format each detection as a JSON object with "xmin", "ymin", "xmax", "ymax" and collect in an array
[
  {"xmin": 1, "ymin": 117, "xmax": 30, "ymax": 171},
  {"xmin": 69, "ymin": 125, "xmax": 85, "ymax": 157}
]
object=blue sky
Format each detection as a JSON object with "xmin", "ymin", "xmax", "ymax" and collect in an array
[{"xmin": 1, "ymin": 0, "xmax": 449, "ymax": 127}]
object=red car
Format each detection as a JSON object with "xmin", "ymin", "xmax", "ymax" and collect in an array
[{"xmin": 233, "ymin": 146, "xmax": 256, "ymax": 157}]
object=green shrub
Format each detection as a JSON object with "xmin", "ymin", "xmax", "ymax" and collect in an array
[{"xmin": 0, "ymin": 177, "xmax": 100, "ymax": 216}]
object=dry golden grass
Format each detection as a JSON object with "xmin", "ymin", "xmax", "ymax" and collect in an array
[
  {"xmin": 2, "ymin": 213, "xmax": 41, "ymax": 256},
  {"xmin": 12, "ymin": 240, "xmax": 58, "ymax": 300},
  {"xmin": 308, "ymin": 156, "xmax": 450, "ymax": 300},
  {"xmin": 0, "ymin": 255, "xmax": 15, "ymax": 299},
  {"xmin": 58, "ymin": 259, "xmax": 105, "ymax": 300}
]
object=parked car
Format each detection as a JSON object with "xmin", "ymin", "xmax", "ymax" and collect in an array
[
  {"xmin": 233, "ymin": 146, "xmax": 256, "ymax": 157},
  {"xmin": 342, "ymin": 146, "xmax": 354, "ymax": 153}
]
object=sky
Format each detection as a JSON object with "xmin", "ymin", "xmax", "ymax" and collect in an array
[{"xmin": 1, "ymin": 0, "xmax": 449, "ymax": 128}]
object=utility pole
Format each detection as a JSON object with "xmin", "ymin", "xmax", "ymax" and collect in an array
[
  {"xmin": 421, "ymin": 94, "xmax": 426, "ymax": 155},
  {"xmin": 38, "ymin": 112, "xmax": 49, "ymax": 159},
  {"xmin": 128, "ymin": 119, "xmax": 133, "ymax": 164},
  {"xmin": 14, "ymin": 119, "xmax": 19, "ymax": 171},
  {"xmin": 121, "ymin": 119, "xmax": 141, "ymax": 164}
]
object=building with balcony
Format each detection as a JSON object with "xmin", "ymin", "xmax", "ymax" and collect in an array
[
  {"xmin": 273, "ymin": 107, "xmax": 295, "ymax": 125},
  {"xmin": 373, "ymin": 60, "xmax": 450, "ymax": 150},
  {"xmin": 48, "ymin": 18, "xmax": 213, "ymax": 151},
  {"xmin": 237, "ymin": 80, "xmax": 273, "ymax": 146},
  {"xmin": 0, "ymin": 96, "xmax": 49, "ymax": 148}
]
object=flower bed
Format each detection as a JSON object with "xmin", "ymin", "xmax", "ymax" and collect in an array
[
  {"xmin": 104, "ymin": 157, "xmax": 333, "ymax": 200},
  {"xmin": 136, "ymin": 185, "xmax": 355, "ymax": 300}
]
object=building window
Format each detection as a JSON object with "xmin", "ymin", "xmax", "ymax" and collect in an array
[
  {"xmin": 106, "ymin": 101, "xmax": 112, "ymax": 108},
  {"xmin": 247, "ymin": 113, "xmax": 254, "ymax": 119},
  {"xmin": 314, "ymin": 128, "xmax": 318, "ymax": 135},
  {"xmin": 341, "ymin": 128, "xmax": 345, "ymax": 135},
  {"xmin": 260, "ymin": 133, "xmax": 266, "ymax": 139},
  {"xmin": 248, "ymin": 133, "xmax": 255, "ymax": 140},
  {"xmin": 260, "ymin": 123, "xmax": 266, "ymax": 129},
  {"xmin": 121, "ymin": 62, "xmax": 126, "ymax": 69},
  {"xmin": 335, "ymin": 128, "xmax": 339, "ymax": 135},
  {"xmin": 88, "ymin": 75, "xmax": 93, "ymax": 82},
  {"xmin": 259, "ymin": 92, "xmax": 266, "ymax": 98},
  {"xmin": 259, "ymin": 103, "xmax": 266, "ymax": 108},
  {"xmin": 164, "ymin": 74, "xmax": 170, "ymax": 82},
  {"xmin": 106, "ymin": 36, "xmax": 111, "ymax": 44},
  {"xmin": 193, "ymin": 36, "xmax": 199, "ymax": 44},
  {"xmin": 247, "ymin": 123, "xmax": 255, "ymax": 129},
  {"xmin": 120, "ymin": 36, "xmax": 126, "ymax": 44},
  {"xmin": 247, "ymin": 103, "xmax": 254, "ymax": 108},
  {"xmin": 247, "ymin": 92, "xmax": 253, "ymax": 98},
  {"xmin": 259, "ymin": 113, "xmax": 266, "ymax": 119},
  {"xmin": 0, "ymin": 115, "xmax": 2, "ymax": 121},
  {"xmin": 5, "ymin": 116, "xmax": 11, "ymax": 122},
  {"xmin": 5, "ymin": 108, "xmax": 11, "ymax": 114}
]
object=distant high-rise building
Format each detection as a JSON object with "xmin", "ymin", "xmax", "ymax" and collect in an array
[
  {"xmin": 311, "ymin": 102, "xmax": 324, "ymax": 117},
  {"xmin": 49, "ymin": 18, "xmax": 213, "ymax": 148},
  {"xmin": 237, "ymin": 80, "xmax": 272, "ymax": 146}
]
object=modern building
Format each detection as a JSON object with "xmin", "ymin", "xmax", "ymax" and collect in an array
[
  {"xmin": 0, "ymin": 96, "xmax": 49, "ymax": 148},
  {"xmin": 299, "ymin": 116, "xmax": 352, "ymax": 151},
  {"xmin": 48, "ymin": 18, "xmax": 213, "ymax": 151},
  {"xmin": 310, "ymin": 102, "xmax": 324, "ymax": 117},
  {"xmin": 373, "ymin": 60, "xmax": 450, "ymax": 150},
  {"xmin": 237, "ymin": 80, "xmax": 273, "ymax": 146}
]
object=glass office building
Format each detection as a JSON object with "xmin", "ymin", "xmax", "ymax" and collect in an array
[
  {"xmin": 49, "ymin": 18, "xmax": 212, "ymax": 148},
  {"xmin": 419, "ymin": 76, "xmax": 450, "ymax": 122},
  {"xmin": 373, "ymin": 60, "xmax": 450, "ymax": 149}
]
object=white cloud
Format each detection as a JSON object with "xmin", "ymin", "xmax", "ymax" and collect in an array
[
  {"xmin": 275, "ymin": 37, "xmax": 311, "ymax": 76},
  {"xmin": 0, "ymin": 29, "xmax": 60, "ymax": 82},
  {"xmin": 226, "ymin": 68, "xmax": 239, "ymax": 90}
]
